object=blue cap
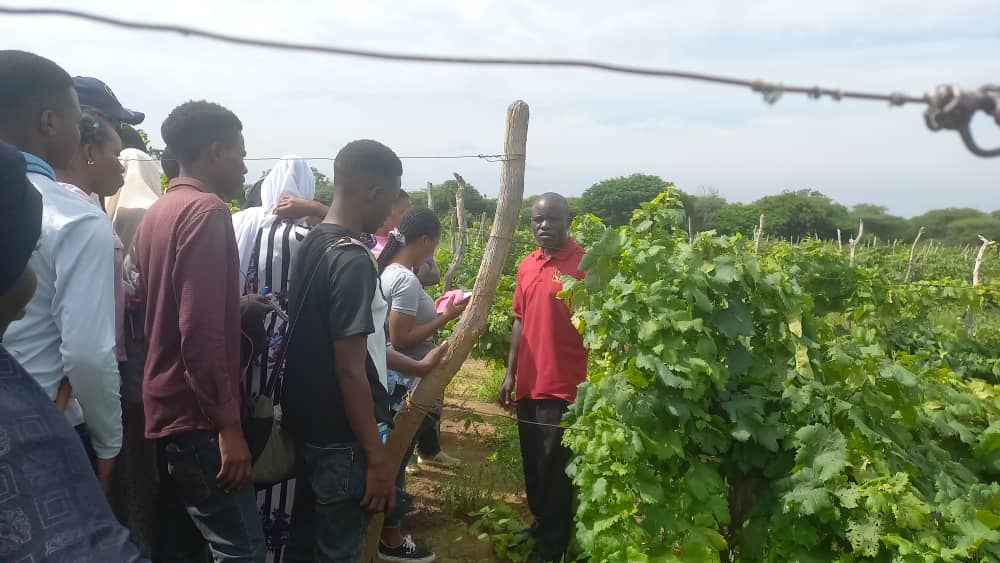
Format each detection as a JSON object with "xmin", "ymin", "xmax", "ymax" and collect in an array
[{"xmin": 72, "ymin": 76, "xmax": 145, "ymax": 125}]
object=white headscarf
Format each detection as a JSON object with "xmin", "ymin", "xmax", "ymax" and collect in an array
[
  {"xmin": 232, "ymin": 155, "xmax": 316, "ymax": 281},
  {"xmin": 109, "ymin": 148, "xmax": 162, "ymax": 252}
]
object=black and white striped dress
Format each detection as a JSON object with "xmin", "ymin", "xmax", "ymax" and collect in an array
[{"xmin": 242, "ymin": 218, "xmax": 310, "ymax": 561}]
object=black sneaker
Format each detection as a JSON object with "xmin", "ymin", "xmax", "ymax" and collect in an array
[{"xmin": 378, "ymin": 534, "xmax": 436, "ymax": 562}]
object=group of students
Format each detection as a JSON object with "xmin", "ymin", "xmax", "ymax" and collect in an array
[{"xmin": 0, "ymin": 48, "xmax": 589, "ymax": 563}]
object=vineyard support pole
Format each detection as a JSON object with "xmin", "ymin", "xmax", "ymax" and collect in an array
[
  {"xmin": 904, "ymin": 227, "xmax": 924, "ymax": 283},
  {"xmin": 442, "ymin": 173, "xmax": 469, "ymax": 292},
  {"xmin": 753, "ymin": 214, "xmax": 764, "ymax": 255},
  {"xmin": 848, "ymin": 219, "xmax": 864, "ymax": 265},
  {"xmin": 448, "ymin": 198, "xmax": 458, "ymax": 254},
  {"xmin": 426, "ymin": 181, "xmax": 433, "ymax": 209},
  {"xmin": 837, "ymin": 229, "xmax": 842, "ymax": 251},
  {"xmin": 966, "ymin": 235, "xmax": 996, "ymax": 336},
  {"xmin": 478, "ymin": 211, "xmax": 489, "ymax": 244},
  {"xmin": 361, "ymin": 100, "xmax": 529, "ymax": 562}
]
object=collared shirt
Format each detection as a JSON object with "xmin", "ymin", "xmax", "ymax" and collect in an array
[
  {"xmin": 133, "ymin": 177, "xmax": 242, "ymax": 438},
  {"xmin": 4, "ymin": 153, "xmax": 123, "ymax": 459},
  {"xmin": 0, "ymin": 345, "xmax": 146, "ymax": 562},
  {"xmin": 512, "ymin": 238, "xmax": 589, "ymax": 402}
]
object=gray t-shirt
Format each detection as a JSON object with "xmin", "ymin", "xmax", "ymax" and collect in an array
[{"xmin": 380, "ymin": 263, "xmax": 437, "ymax": 360}]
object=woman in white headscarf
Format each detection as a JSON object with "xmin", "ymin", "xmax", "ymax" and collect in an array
[
  {"xmin": 232, "ymin": 156, "xmax": 315, "ymax": 558},
  {"xmin": 108, "ymin": 147, "xmax": 161, "ymax": 253}
]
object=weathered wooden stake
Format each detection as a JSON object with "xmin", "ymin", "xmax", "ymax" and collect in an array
[
  {"xmin": 753, "ymin": 214, "xmax": 764, "ymax": 255},
  {"xmin": 904, "ymin": 227, "xmax": 924, "ymax": 283},
  {"xmin": 836, "ymin": 229, "xmax": 843, "ymax": 251},
  {"xmin": 442, "ymin": 173, "xmax": 469, "ymax": 292},
  {"xmin": 966, "ymin": 235, "xmax": 996, "ymax": 336},
  {"xmin": 426, "ymin": 181, "xmax": 433, "ymax": 209},
  {"xmin": 362, "ymin": 100, "xmax": 530, "ymax": 561},
  {"xmin": 478, "ymin": 211, "xmax": 489, "ymax": 244},
  {"xmin": 848, "ymin": 219, "xmax": 864, "ymax": 265}
]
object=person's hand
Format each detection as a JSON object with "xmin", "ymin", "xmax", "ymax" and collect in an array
[
  {"xmin": 416, "ymin": 341, "xmax": 450, "ymax": 375},
  {"xmin": 240, "ymin": 294, "xmax": 271, "ymax": 324},
  {"xmin": 95, "ymin": 457, "xmax": 115, "ymax": 497},
  {"xmin": 217, "ymin": 424, "xmax": 252, "ymax": 493},
  {"xmin": 498, "ymin": 373, "xmax": 516, "ymax": 412},
  {"xmin": 361, "ymin": 452, "xmax": 396, "ymax": 514},
  {"xmin": 273, "ymin": 195, "xmax": 324, "ymax": 220},
  {"xmin": 441, "ymin": 295, "xmax": 469, "ymax": 321},
  {"xmin": 55, "ymin": 377, "xmax": 72, "ymax": 411}
]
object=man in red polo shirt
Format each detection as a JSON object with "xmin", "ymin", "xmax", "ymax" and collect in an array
[{"xmin": 499, "ymin": 192, "xmax": 588, "ymax": 562}]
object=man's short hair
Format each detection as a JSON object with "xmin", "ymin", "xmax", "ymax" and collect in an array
[
  {"xmin": 0, "ymin": 50, "xmax": 74, "ymax": 128},
  {"xmin": 333, "ymin": 139, "xmax": 403, "ymax": 188},
  {"xmin": 160, "ymin": 100, "xmax": 242, "ymax": 165},
  {"xmin": 160, "ymin": 146, "xmax": 180, "ymax": 180}
]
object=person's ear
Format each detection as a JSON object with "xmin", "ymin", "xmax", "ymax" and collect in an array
[
  {"xmin": 38, "ymin": 108, "xmax": 59, "ymax": 138},
  {"xmin": 207, "ymin": 141, "xmax": 224, "ymax": 163},
  {"xmin": 83, "ymin": 143, "xmax": 98, "ymax": 165}
]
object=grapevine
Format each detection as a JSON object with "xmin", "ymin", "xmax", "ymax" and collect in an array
[{"xmin": 561, "ymin": 190, "xmax": 1000, "ymax": 562}]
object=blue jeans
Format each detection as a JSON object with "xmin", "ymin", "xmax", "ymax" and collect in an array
[
  {"xmin": 157, "ymin": 431, "xmax": 265, "ymax": 562},
  {"xmin": 286, "ymin": 442, "xmax": 369, "ymax": 563}
]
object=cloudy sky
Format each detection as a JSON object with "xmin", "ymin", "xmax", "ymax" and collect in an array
[{"xmin": 3, "ymin": 0, "xmax": 998, "ymax": 216}]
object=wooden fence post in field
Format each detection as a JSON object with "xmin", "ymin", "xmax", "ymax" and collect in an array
[
  {"xmin": 966, "ymin": 235, "xmax": 996, "ymax": 336},
  {"xmin": 426, "ymin": 181, "xmax": 433, "ymax": 209},
  {"xmin": 904, "ymin": 227, "xmax": 924, "ymax": 283},
  {"xmin": 478, "ymin": 211, "xmax": 489, "ymax": 244},
  {"xmin": 848, "ymin": 219, "xmax": 864, "ymax": 265},
  {"xmin": 753, "ymin": 214, "xmax": 764, "ymax": 255},
  {"xmin": 361, "ymin": 100, "xmax": 530, "ymax": 562},
  {"xmin": 837, "ymin": 229, "xmax": 843, "ymax": 252},
  {"xmin": 448, "ymin": 198, "xmax": 458, "ymax": 254},
  {"xmin": 442, "ymin": 173, "xmax": 469, "ymax": 292}
]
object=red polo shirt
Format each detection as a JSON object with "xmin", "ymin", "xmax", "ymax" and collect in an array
[{"xmin": 512, "ymin": 238, "xmax": 588, "ymax": 402}]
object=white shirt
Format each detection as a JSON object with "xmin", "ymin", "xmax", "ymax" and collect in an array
[{"xmin": 4, "ymin": 154, "xmax": 123, "ymax": 459}]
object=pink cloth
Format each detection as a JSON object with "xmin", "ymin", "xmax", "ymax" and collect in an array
[{"xmin": 372, "ymin": 234, "xmax": 389, "ymax": 257}]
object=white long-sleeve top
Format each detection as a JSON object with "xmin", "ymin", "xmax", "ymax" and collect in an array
[{"xmin": 3, "ymin": 152, "xmax": 123, "ymax": 459}]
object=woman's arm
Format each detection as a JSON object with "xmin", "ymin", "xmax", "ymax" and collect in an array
[{"xmin": 387, "ymin": 296, "xmax": 467, "ymax": 350}]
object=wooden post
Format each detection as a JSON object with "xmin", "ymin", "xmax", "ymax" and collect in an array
[
  {"xmin": 426, "ymin": 181, "xmax": 433, "ymax": 209},
  {"xmin": 687, "ymin": 215, "xmax": 694, "ymax": 244},
  {"xmin": 448, "ymin": 198, "xmax": 458, "ymax": 254},
  {"xmin": 837, "ymin": 229, "xmax": 842, "ymax": 252},
  {"xmin": 753, "ymin": 214, "xmax": 764, "ymax": 255},
  {"xmin": 848, "ymin": 219, "xmax": 864, "ymax": 265},
  {"xmin": 966, "ymin": 235, "xmax": 996, "ymax": 336},
  {"xmin": 904, "ymin": 227, "xmax": 924, "ymax": 283},
  {"xmin": 361, "ymin": 100, "xmax": 530, "ymax": 561},
  {"xmin": 478, "ymin": 211, "xmax": 489, "ymax": 244},
  {"xmin": 443, "ymin": 173, "xmax": 469, "ymax": 292}
]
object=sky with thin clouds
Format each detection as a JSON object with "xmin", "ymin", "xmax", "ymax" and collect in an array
[{"xmin": 2, "ymin": 0, "xmax": 998, "ymax": 216}]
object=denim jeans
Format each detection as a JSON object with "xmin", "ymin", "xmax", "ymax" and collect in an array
[
  {"xmin": 157, "ymin": 431, "xmax": 266, "ymax": 562},
  {"xmin": 285, "ymin": 441, "xmax": 369, "ymax": 563}
]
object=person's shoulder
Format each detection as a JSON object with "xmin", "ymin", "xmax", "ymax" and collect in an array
[
  {"xmin": 516, "ymin": 248, "xmax": 542, "ymax": 272},
  {"xmin": 381, "ymin": 263, "xmax": 418, "ymax": 289}
]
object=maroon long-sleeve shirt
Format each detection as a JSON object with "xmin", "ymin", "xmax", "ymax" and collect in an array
[{"xmin": 133, "ymin": 178, "xmax": 242, "ymax": 438}]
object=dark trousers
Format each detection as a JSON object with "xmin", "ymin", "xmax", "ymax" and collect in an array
[
  {"xmin": 414, "ymin": 409, "xmax": 441, "ymax": 458},
  {"xmin": 286, "ymin": 442, "xmax": 369, "ymax": 563},
  {"xmin": 517, "ymin": 399, "xmax": 574, "ymax": 561},
  {"xmin": 157, "ymin": 431, "xmax": 265, "ymax": 562}
]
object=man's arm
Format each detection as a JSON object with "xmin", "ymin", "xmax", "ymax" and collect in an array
[
  {"xmin": 52, "ymin": 214, "xmax": 122, "ymax": 461},
  {"xmin": 499, "ymin": 318, "xmax": 522, "ymax": 410}
]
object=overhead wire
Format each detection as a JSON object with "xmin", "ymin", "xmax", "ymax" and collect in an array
[
  {"xmin": 2, "ymin": 5, "xmax": 996, "ymax": 155},
  {"xmin": 120, "ymin": 154, "xmax": 524, "ymax": 162}
]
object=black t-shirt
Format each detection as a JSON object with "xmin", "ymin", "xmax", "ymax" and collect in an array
[{"xmin": 280, "ymin": 223, "xmax": 391, "ymax": 444}]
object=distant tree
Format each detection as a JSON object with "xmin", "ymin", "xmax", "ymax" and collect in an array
[
  {"xmin": 579, "ymin": 173, "xmax": 673, "ymax": 226},
  {"xmin": 944, "ymin": 217, "xmax": 1000, "ymax": 246},
  {"xmin": 685, "ymin": 187, "xmax": 727, "ymax": 232},
  {"xmin": 754, "ymin": 189, "xmax": 849, "ymax": 239},
  {"xmin": 842, "ymin": 204, "xmax": 912, "ymax": 242},
  {"xmin": 313, "ymin": 168, "xmax": 334, "ymax": 205},
  {"xmin": 430, "ymin": 179, "xmax": 496, "ymax": 217},
  {"xmin": 910, "ymin": 208, "xmax": 990, "ymax": 243},
  {"xmin": 712, "ymin": 203, "xmax": 759, "ymax": 236}
]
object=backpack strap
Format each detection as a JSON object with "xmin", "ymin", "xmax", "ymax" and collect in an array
[{"xmin": 261, "ymin": 235, "xmax": 377, "ymax": 400}]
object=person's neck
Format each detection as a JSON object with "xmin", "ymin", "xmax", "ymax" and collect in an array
[
  {"xmin": 394, "ymin": 248, "xmax": 423, "ymax": 270},
  {"xmin": 541, "ymin": 239, "xmax": 568, "ymax": 257},
  {"xmin": 1, "ymin": 134, "xmax": 52, "ymax": 165},
  {"xmin": 325, "ymin": 198, "xmax": 364, "ymax": 233},
  {"xmin": 177, "ymin": 164, "xmax": 220, "ymax": 195},
  {"xmin": 56, "ymin": 166, "xmax": 92, "ymax": 195}
]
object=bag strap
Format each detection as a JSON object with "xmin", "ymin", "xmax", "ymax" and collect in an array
[{"xmin": 261, "ymin": 236, "xmax": 376, "ymax": 399}]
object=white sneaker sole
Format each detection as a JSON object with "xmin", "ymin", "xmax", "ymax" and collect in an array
[{"xmin": 378, "ymin": 551, "xmax": 436, "ymax": 563}]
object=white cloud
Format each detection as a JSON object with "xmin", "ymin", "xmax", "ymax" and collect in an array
[{"xmin": 1, "ymin": 0, "xmax": 997, "ymax": 216}]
